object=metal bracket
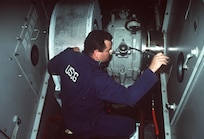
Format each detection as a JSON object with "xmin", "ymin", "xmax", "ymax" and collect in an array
[
  {"xmin": 160, "ymin": 73, "xmax": 172, "ymax": 139},
  {"xmin": 11, "ymin": 115, "xmax": 21, "ymax": 139},
  {"xmin": 183, "ymin": 47, "xmax": 199, "ymax": 70},
  {"xmin": 166, "ymin": 103, "xmax": 177, "ymax": 111},
  {"xmin": 31, "ymin": 29, "xmax": 40, "ymax": 41}
]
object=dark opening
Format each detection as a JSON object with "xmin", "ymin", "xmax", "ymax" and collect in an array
[{"xmin": 31, "ymin": 45, "xmax": 39, "ymax": 66}]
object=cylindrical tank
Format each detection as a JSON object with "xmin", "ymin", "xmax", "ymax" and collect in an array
[{"xmin": 49, "ymin": 0, "xmax": 102, "ymax": 59}]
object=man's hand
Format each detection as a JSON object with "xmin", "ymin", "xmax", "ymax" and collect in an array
[
  {"xmin": 73, "ymin": 47, "xmax": 80, "ymax": 52},
  {"xmin": 148, "ymin": 52, "xmax": 169, "ymax": 73}
]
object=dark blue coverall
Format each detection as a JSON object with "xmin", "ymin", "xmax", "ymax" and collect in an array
[{"xmin": 48, "ymin": 48, "xmax": 158, "ymax": 139}]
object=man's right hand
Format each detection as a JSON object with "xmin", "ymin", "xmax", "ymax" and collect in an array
[{"xmin": 148, "ymin": 52, "xmax": 169, "ymax": 73}]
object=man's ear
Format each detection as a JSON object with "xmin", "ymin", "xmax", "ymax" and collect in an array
[{"xmin": 93, "ymin": 49, "xmax": 101, "ymax": 61}]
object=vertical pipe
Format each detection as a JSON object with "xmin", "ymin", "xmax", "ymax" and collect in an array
[{"xmin": 139, "ymin": 107, "xmax": 144, "ymax": 139}]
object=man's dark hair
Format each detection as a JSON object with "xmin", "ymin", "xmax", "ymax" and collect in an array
[{"xmin": 83, "ymin": 30, "xmax": 112, "ymax": 56}]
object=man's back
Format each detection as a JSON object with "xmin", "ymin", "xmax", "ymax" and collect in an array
[{"xmin": 48, "ymin": 48, "xmax": 106, "ymax": 131}]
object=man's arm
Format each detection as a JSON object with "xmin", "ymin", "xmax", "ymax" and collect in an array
[{"xmin": 48, "ymin": 55, "xmax": 60, "ymax": 75}]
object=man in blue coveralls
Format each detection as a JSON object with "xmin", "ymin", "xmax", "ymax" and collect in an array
[{"xmin": 48, "ymin": 30, "xmax": 169, "ymax": 139}]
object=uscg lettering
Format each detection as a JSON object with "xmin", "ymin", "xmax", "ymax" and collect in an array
[{"xmin": 65, "ymin": 64, "xmax": 79, "ymax": 82}]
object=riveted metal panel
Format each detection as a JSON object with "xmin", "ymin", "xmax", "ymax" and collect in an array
[
  {"xmin": 0, "ymin": 1, "xmax": 49, "ymax": 138},
  {"xmin": 163, "ymin": 0, "xmax": 204, "ymax": 138}
]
